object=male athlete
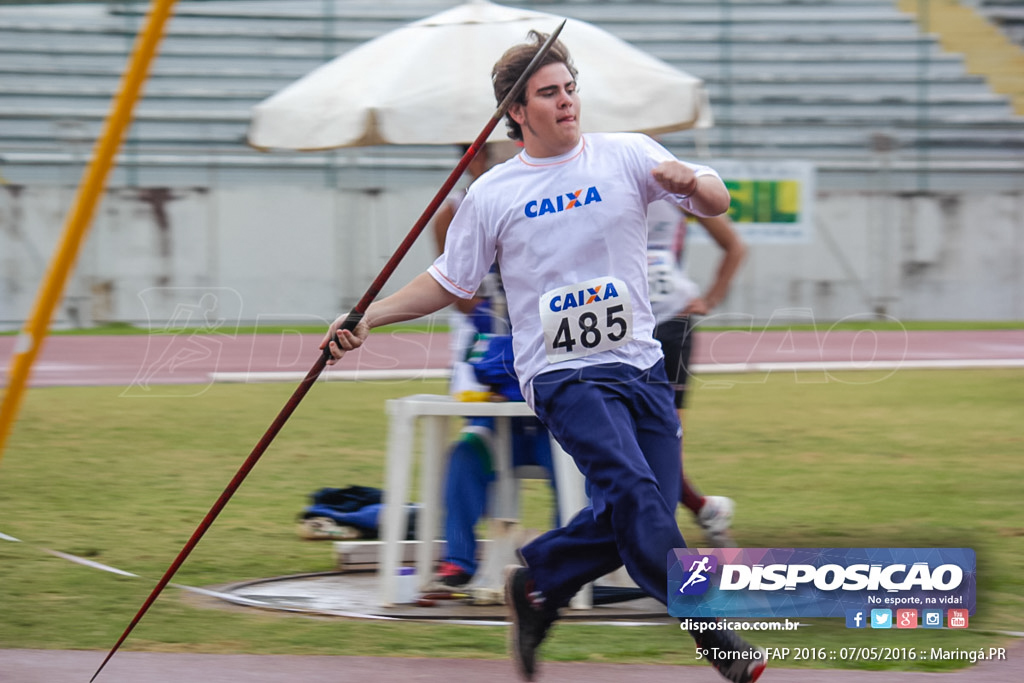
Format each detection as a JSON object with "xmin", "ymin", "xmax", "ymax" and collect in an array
[{"xmin": 324, "ymin": 30, "xmax": 765, "ymax": 683}]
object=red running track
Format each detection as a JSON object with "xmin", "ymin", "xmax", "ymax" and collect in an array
[{"xmin": 1, "ymin": 329, "xmax": 1022, "ymax": 388}]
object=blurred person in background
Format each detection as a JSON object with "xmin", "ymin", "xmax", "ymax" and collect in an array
[
  {"xmin": 647, "ymin": 200, "xmax": 747, "ymax": 545},
  {"xmin": 429, "ymin": 143, "xmax": 557, "ymax": 592}
]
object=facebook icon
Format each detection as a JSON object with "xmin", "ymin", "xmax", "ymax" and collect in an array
[{"xmin": 845, "ymin": 609, "xmax": 867, "ymax": 629}]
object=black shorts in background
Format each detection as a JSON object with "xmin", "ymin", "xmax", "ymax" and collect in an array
[{"xmin": 653, "ymin": 315, "xmax": 694, "ymax": 409}]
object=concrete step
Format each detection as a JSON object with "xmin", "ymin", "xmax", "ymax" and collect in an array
[{"xmin": 899, "ymin": 0, "xmax": 1024, "ymax": 113}]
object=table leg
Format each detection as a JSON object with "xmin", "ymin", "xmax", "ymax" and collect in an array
[
  {"xmin": 379, "ymin": 405, "xmax": 414, "ymax": 607},
  {"xmin": 416, "ymin": 414, "xmax": 448, "ymax": 589},
  {"xmin": 550, "ymin": 437, "xmax": 587, "ymax": 526},
  {"xmin": 549, "ymin": 436, "xmax": 592, "ymax": 609},
  {"xmin": 490, "ymin": 416, "xmax": 517, "ymax": 520},
  {"xmin": 468, "ymin": 416, "xmax": 518, "ymax": 603}
]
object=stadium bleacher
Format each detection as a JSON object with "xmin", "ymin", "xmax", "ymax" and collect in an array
[
  {"xmin": 979, "ymin": 0, "xmax": 1024, "ymax": 46},
  {"xmin": 0, "ymin": 0, "xmax": 1022, "ymax": 189}
]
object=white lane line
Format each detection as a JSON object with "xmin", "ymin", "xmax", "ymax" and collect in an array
[{"xmin": 210, "ymin": 359, "xmax": 1024, "ymax": 384}]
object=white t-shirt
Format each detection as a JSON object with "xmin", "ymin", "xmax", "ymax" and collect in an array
[
  {"xmin": 647, "ymin": 199, "xmax": 701, "ymax": 323},
  {"xmin": 429, "ymin": 132, "xmax": 721, "ymax": 407}
]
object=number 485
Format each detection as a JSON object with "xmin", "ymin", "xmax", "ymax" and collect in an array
[{"xmin": 552, "ymin": 304, "xmax": 627, "ymax": 353}]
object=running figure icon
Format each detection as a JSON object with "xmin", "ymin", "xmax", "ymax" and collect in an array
[{"xmin": 679, "ymin": 556, "xmax": 713, "ymax": 594}]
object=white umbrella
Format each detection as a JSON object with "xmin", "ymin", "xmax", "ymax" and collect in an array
[{"xmin": 247, "ymin": 0, "xmax": 711, "ymax": 150}]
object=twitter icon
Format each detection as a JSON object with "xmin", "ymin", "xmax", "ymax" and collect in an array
[{"xmin": 870, "ymin": 609, "xmax": 893, "ymax": 629}]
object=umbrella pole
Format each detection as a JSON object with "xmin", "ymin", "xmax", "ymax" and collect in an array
[{"xmin": 90, "ymin": 21, "xmax": 565, "ymax": 683}]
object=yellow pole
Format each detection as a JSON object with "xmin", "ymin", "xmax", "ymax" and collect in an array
[{"xmin": 0, "ymin": 0, "xmax": 178, "ymax": 463}]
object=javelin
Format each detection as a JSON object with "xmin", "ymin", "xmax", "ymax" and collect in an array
[{"xmin": 90, "ymin": 21, "xmax": 566, "ymax": 682}]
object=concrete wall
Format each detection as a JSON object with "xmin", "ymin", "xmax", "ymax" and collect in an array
[
  {"xmin": 694, "ymin": 189, "xmax": 1024, "ymax": 323},
  {"xmin": 2, "ymin": 183, "xmax": 1022, "ymax": 328}
]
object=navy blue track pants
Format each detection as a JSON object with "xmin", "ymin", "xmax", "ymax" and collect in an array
[{"xmin": 521, "ymin": 360, "xmax": 687, "ymax": 609}]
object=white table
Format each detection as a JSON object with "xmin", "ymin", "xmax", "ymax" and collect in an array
[{"xmin": 378, "ymin": 394, "xmax": 589, "ymax": 607}]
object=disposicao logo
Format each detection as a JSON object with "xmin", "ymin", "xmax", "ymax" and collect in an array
[
  {"xmin": 717, "ymin": 561, "xmax": 962, "ymax": 591},
  {"xmin": 524, "ymin": 186, "xmax": 602, "ymax": 217},
  {"xmin": 677, "ymin": 554, "xmax": 718, "ymax": 596},
  {"xmin": 668, "ymin": 548, "xmax": 976, "ymax": 619}
]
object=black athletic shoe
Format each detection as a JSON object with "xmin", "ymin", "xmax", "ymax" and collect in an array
[
  {"xmin": 435, "ymin": 561, "xmax": 473, "ymax": 589},
  {"xmin": 690, "ymin": 621, "xmax": 767, "ymax": 683},
  {"xmin": 505, "ymin": 565, "xmax": 555, "ymax": 681}
]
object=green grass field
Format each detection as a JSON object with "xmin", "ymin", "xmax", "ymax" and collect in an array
[{"xmin": 1, "ymin": 367, "xmax": 1021, "ymax": 671}]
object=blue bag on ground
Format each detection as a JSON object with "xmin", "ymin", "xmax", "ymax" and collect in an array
[{"xmin": 300, "ymin": 485, "xmax": 417, "ymax": 540}]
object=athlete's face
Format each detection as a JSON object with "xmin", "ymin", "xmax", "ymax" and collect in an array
[{"xmin": 509, "ymin": 62, "xmax": 581, "ymax": 158}]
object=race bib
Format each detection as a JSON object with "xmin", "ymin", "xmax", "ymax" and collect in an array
[
  {"xmin": 647, "ymin": 249, "xmax": 675, "ymax": 303},
  {"xmin": 539, "ymin": 276, "xmax": 634, "ymax": 363}
]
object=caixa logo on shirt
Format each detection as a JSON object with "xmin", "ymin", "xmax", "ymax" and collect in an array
[
  {"xmin": 524, "ymin": 186, "xmax": 603, "ymax": 217},
  {"xmin": 546, "ymin": 280, "xmax": 621, "ymax": 312}
]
